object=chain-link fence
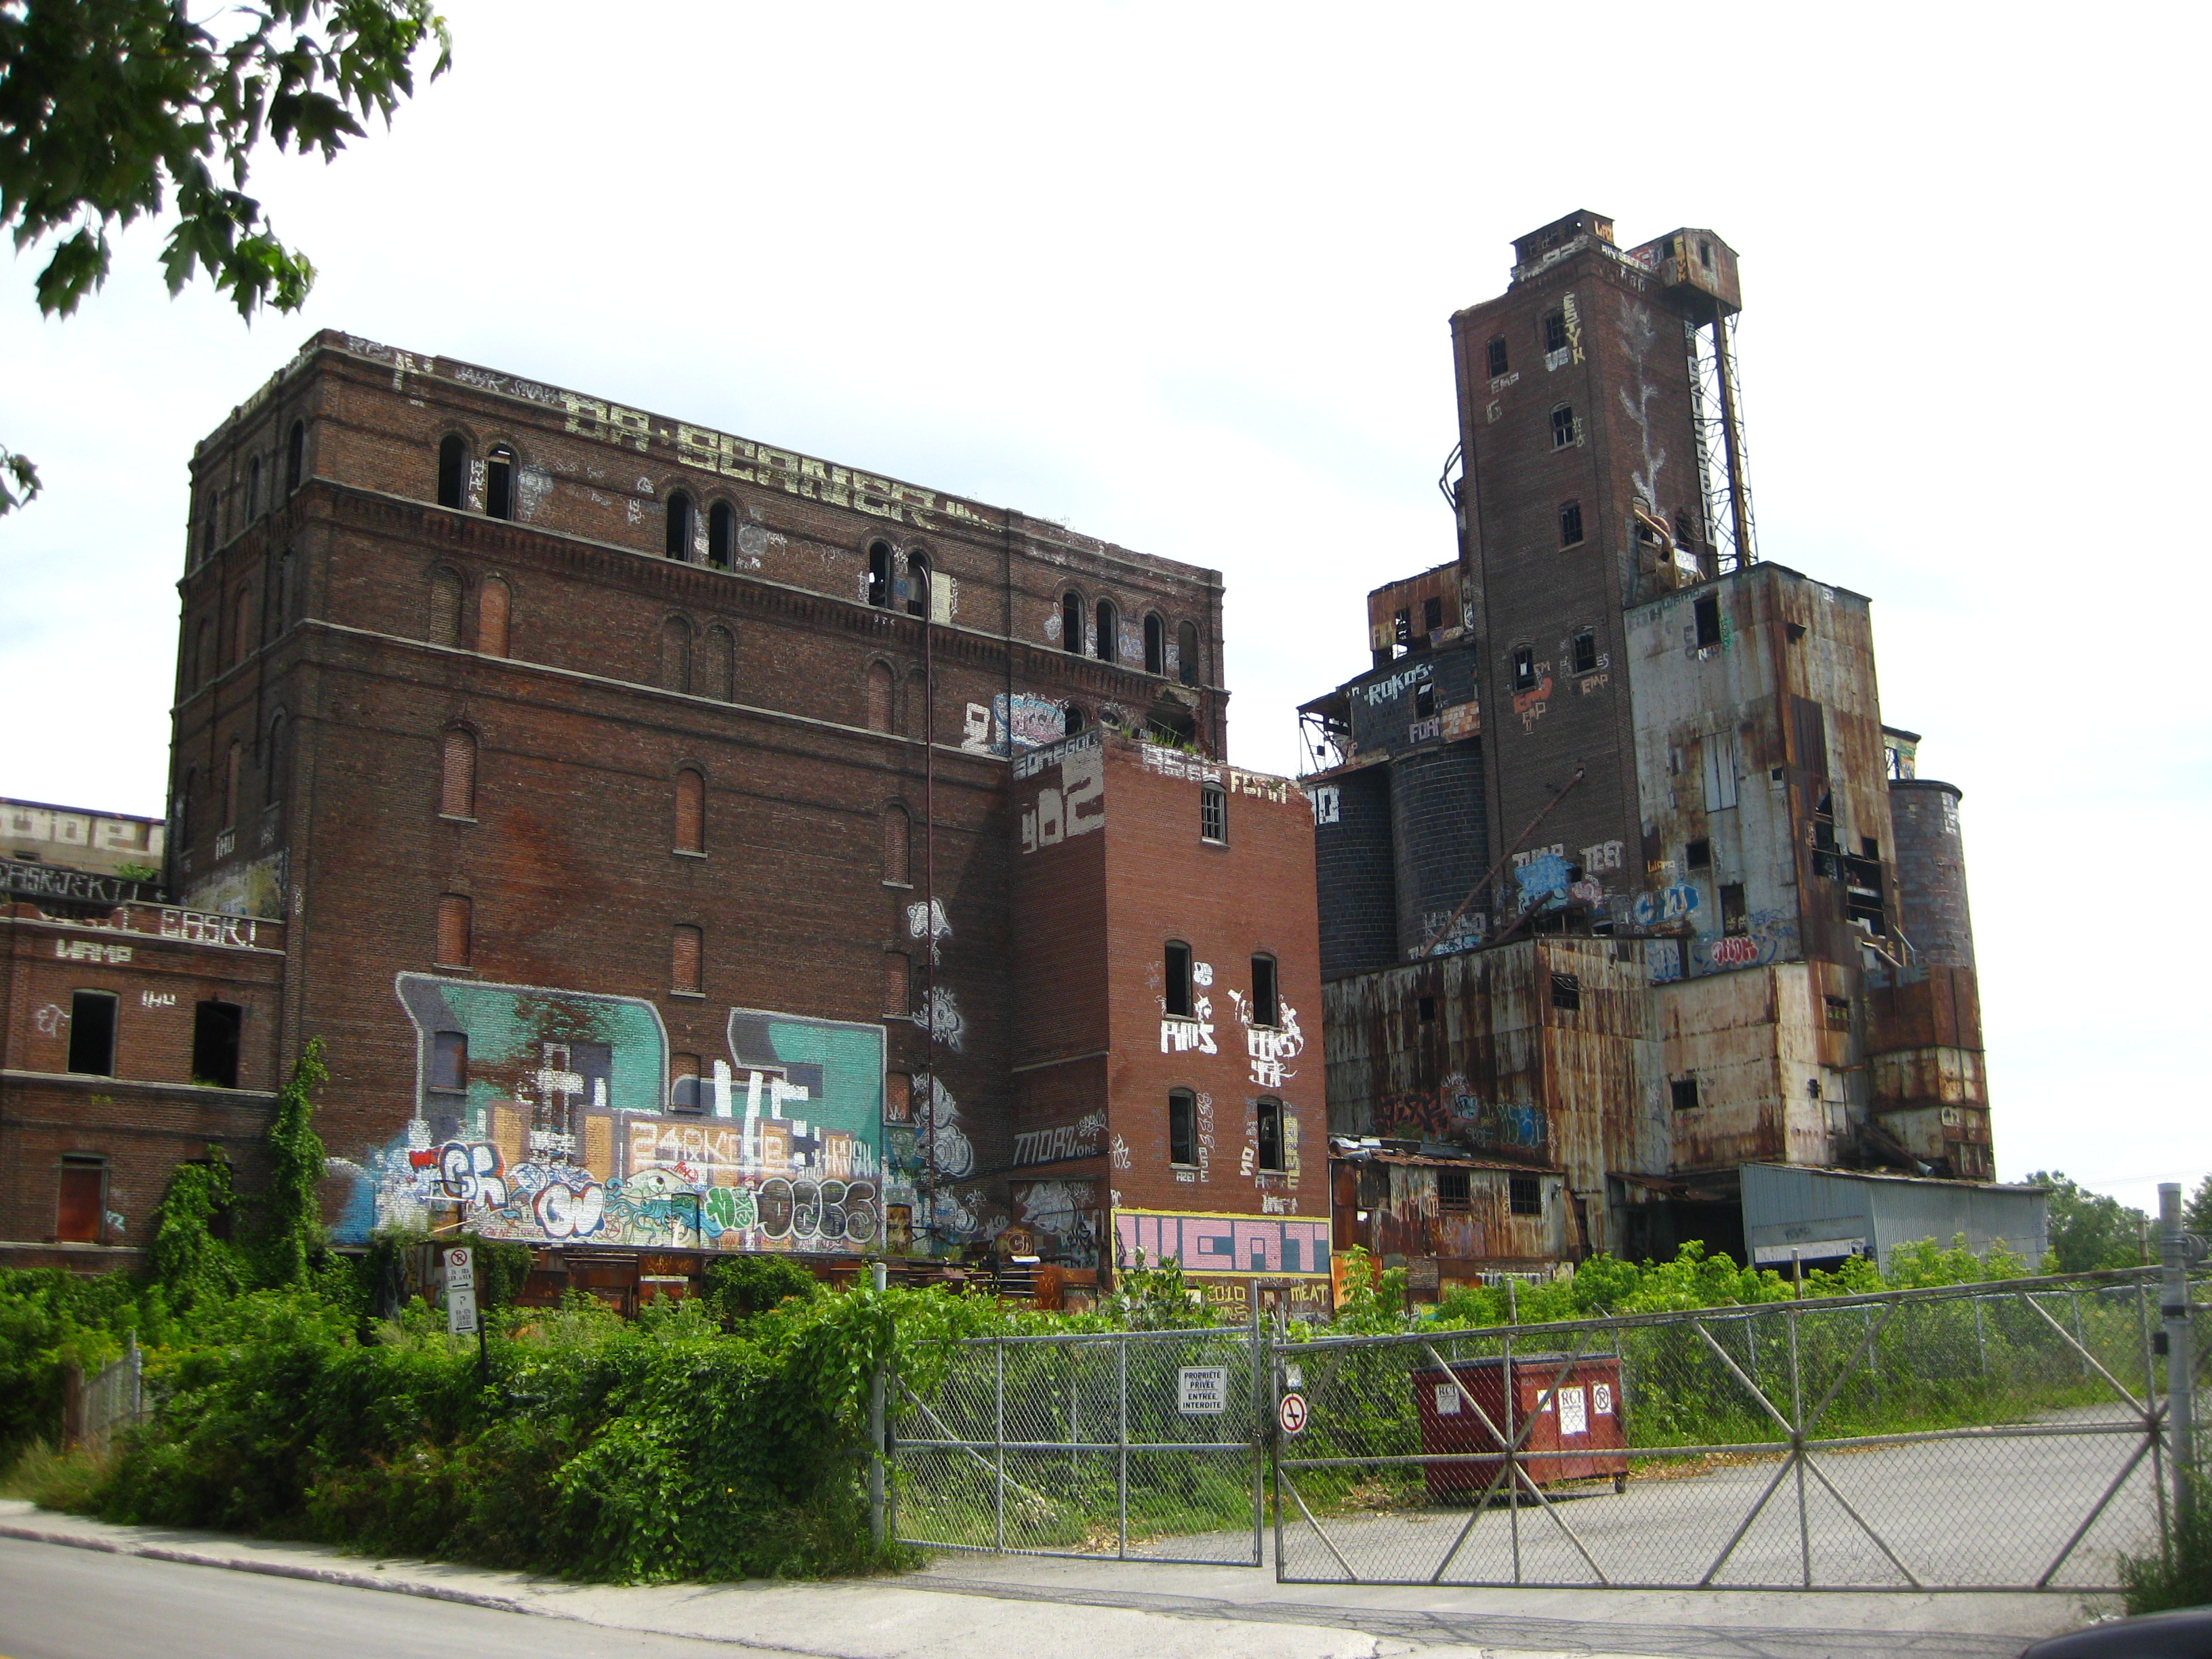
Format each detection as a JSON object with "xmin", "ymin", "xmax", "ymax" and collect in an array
[
  {"xmin": 67, "ymin": 1336, "xmax": 144, "ymax": 1459},
  {"xmin": 893, "ymin": 1320, "xmax": 1265, "ymax": 1563},
  {"xmin": 1275, "ymin": 1269, "xmax": 2203, "ymax": 1592}
]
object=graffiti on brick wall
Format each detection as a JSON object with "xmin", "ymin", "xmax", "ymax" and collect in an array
[
  {"xmin": 1012, "ymin": 1179, "xmax": 1101, "ymax": 1267},
  {"xmin": 1017, "ymin": 731, "xmax": 1105, "ymax": 852},
  {"xmin": 179, "ymin": 851, "xmax": 287, "ymax": 922},
  {"xmin": 330, "ymin": 977, "xmax": 902, "ymax": 1254},
  {"xmin": 1512, "ymin": 844, "xmax": 1572, "ymax": 912},
  {"xmin": 964, "ymin": 693, "xmax": 1067, "ymax": 757},
  {"xmin": 1114, "ymin": 1208, "xmax": 1330, "ymax": 1279},
  {"xmin": 1688, "ymin": 906, "xmax": 1799, "ymax": 977},
  {"xmin": 1227, "ymin": 989, "xmax": 1305, "ymax": 1090},
  {"xmin": 1010, "ymin": 1108, "xmax": 1107, "ymax": 1167}
]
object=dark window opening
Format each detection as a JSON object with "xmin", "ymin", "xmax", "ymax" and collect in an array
[
  {"xmin": 1671, "ymin": 1078, "xmax": 1701, "ymax": 1111},
  {"xmin": 1437, "ymin": 1168, "xmax": 1471, "ymax": 1210},
  {"xmin": 1860, "ymin": 836, "xmax": 1880, "ymax": 859},
  {"xmin": 867, "ymin": 541, "xmax": 895, "ymax": 608},
  {"xmin": 1674, "ymin": 511, "xmax": 1694, "ymax": 546},
  {"xmin": 247, "ymin": 455, "xmax": 261, "ymax": 520},
  {"xmin": 1095, "ymin": 599, "xmax": 1118, "ymax": 663},
  {"xmin": 1511, "ymin": 647, "xmax": 1537, "ymax": 691},
  {"xmin": 1168, "ymin": 1090, "xmax": 1196, "ymax": 1166},
  {"xmin": 1177, "ymin": 619, "xmax": 1200, "ymax": 687},
  {"xmin": 708, "ymin": 501, "xmax": 735, "ymax": 569},
  {"xmin": 430, "ymin": 1029, "xmax": 468, "ymax": 1092},
  {"xmin": 1251, "ymin": 954, "xmax": 1279, "ymax": 1027},
  {"xmin": 1393, "ymin": 607, "xmax": 1411, "ymax": 647},
  {"xmin": 191, "ymin": 1001, "xmax": 243, "ymax": 1088},
  {"xmin": 1694, "ymin": 594, "xmax": 1721, "ymax": 648},
  {"xmin": 1786, "ymin": 621, "xmax": 1808, "ymax": 644},
  {"xmin": 1256, "ymin": 1098, "xmax": 1284, "ymax": 1172},
  {"xmin": 1544, "ymin": 311, "xmax": 1568, "ymax": 354},
  {"xmin": 1063, "ymin": 703, "xmax": 1085, "ymax": 735},
  {"xmin": 1061, "ymin": 591, "xmax": 1083, "ymax": 653},
  {"xmin": 1550, "ymin": 971, "xmax": 1581, "ymax": 1011},
  {"xmin": 1824, "ymin": 996, "xmax": 1852, "ymax": 1031},
  {"xmin": 67, "ymin": 991, "xmax": 119, "ymax": 1076},
  {"xmin": 203, "ymin": 489, "xmax": 221, "ymax": 556},
  {"xmin": 1686, "ymin": 837, "xmax": 1711, "ymax": 870},
  {"xmin": 905, "ymin": 550, "xmax": 930, "ymax": 617},
  {"xmin": 1509, "ymin": 1174, "xmax": 1543, "ymax": 1216},
  {"xmin": 1200, "ymin": 783, "xmax": 1226, "ymax": 843},
  {"xmin": 1572, "ymin": 629, "xmax": 1597, "ymax": 674},
  {"xmin": 1551, "ymin": 403, "xmax": 1577, "ymax": 448},
  {"xmin": 1486, "ymin": 336, "xmax": 1509, "ymax": 377},
  {"xmin": 1559, "ymin": 500, "xmax": 1584, "ymax": 547},
  {"xmin": 286, "ymin": 421, "xmax": 306, "ymax": 494},
  {"xmin": 1414, "ymin": 683, "xmax": 1435, "ymax": 719},
  {"xmin": 1144, "ymin": 613, "xmax": 1165, "ymax": 675},
  {"xmin": 485, "ymin": 446, "xmax": 514, "ymax": 520},
  {"xmin": 1422, "ymin": 596, "xmax": 1443, "ymax": 634},
  {"xmin": 1720, "ymin": 882, "xmax": 1748, "ymax": 937},
  {"xmin": 1164, "ymin": 941, "xmax": 1193, "ymax": 1018},
  {"xmin": 436, "ymin": 435, "xmax": 467, "ymax": 508},
  {"xmin": 665, "ymin": 491, "xmax": 695, "ymax": 560},
  {"xmin": 1417, "ymin": 996, "xmax": 1437, "ymax": 1023},
  {"xmin": 57, "ymin": 1158, "xmax": 105, "ymax": 1244}
]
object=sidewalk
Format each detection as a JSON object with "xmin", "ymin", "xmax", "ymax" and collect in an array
[{"xmin": 0, "ymin": 1500, "xmax": 2089, "ymax": 1659}]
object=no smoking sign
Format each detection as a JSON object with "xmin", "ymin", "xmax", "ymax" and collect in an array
[{"xmin": 1278, "ymin": 1392, "xmax": 1309, "ymax": 1435}]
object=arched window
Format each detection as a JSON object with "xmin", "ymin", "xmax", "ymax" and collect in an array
[
  {"xmin": 1164, "ymin": 939, "xmax": 1193, "ymax": 1017},
  {"xmin": 439, "ymin": 728, "xmax": 476, "ymax": 819},
  {"xmin": 672, "ymin": 925, "xmax": 703, "ymax": 994},
  {"xmin": 286, "ymin": 421, "xmax": 306, "ymax": 493},
  {"xmin": 882, "ymin": 802, "xmax": 912, "ymax": 885},
  {"xmin": 1143, "ymin": 613, "xmax": 1165, "ymax": 676},
  {"xmin": 1061, "ymin": 591, "xmax": 1083, "ymax": 654},
  {"xmin": 665, "ymin": 490, "xmax": 695, "ymax": 560},
  {"xmin": 703, "ymin": 624, "xmax": 736, "ymax": 701},
  {"xmin": 485, "ymin": 445, "xmax": 515, "ymax": 519},
  {"xmin": 1063, "ymin": 703, "xmax": 1085, "ymax": 736},
  {"xmin": 223, "ymin": 739, "xmax": 243, "ymax": 831},
  {"xmin": 476, "ymin": 575, "xmax": 510, "ymax": 657},
  {"xmin": 708, "ymin": 501, "xmax": 735, "ymax": 570},
  {"xmin": 436, "ymin": 435, "xmax": 468, "ymax": 508},
  {"xmin": 231, "ymin": 588, "xmax": 255, "ymax": 668},
  {"xmin": 867, "ymin": 539, "xmax": 895, "ymax": 608},
  {"xmin": 657, "ymin": 615, "xmax": 692, "ymax": 691},
  {"xmin": 1095, "ymin": 598, "xmax": 1118, "ymax": 663},
  {"xmin": 866, "ymin": 661, "xmax": 895, "ymax": 733},
  {"xmin": 436, "ymin": 893, "xmax": 472, "ymax": 967},
  {"xmin": 1177, "ymin": 620, "xmax": 1200, "ymax": 687},
  {"xmin": 247, "ymin": 456, "xmax": 262, "ymax": 520},
  {"xmin": 428, "ymin": 568, "xmax": 463, "ymax": 647},
  {"xmin": 905, "ymin": 550, "xmax": 931, "ymax": 617},
  {"xmin": 674, "ymin": 768, "xmax": 705, "ymax": 855}
]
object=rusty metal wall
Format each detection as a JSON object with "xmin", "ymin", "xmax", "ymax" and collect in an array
[{"xmin": 1347, "ymin": 1159, "xmax": 1566, "ymax": 1265}]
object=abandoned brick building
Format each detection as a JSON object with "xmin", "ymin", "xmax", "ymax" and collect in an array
[
  {"xmin": 1303, "ymin": 211, "xmax": 1992, "ymax": 1282},
  {"xmin": 0, "ymin": 331, "xmax": 1322, "ymax": 1308}
]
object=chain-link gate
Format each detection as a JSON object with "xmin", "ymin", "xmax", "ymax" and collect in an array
[
  {"xmin": 893, "ymin": 1317, "xmax": 1266, "ymax": 1564},
  {"xmin": 1273, "ymin": 1269, "xmax": 2200, "ymax": 1592}
]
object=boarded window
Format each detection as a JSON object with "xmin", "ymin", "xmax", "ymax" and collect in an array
[
  {"xmin": 440, "ymin": 729, "xmax": 476, "ymax": 818},
  {"xmin": 1164, "ymin": 941, "xmax": 1193, "ymax": 1018},
  {"xmin": 1094, "ymin": 599, "xmax": 1118, "ymax": 663},
  {"xmin": 436, "ymin": 894, "xmax": 472, "ymax": 966},
  {"xmin": 882, "ymin": 804, "xmax": 912, "ymax": 885},
  {"xmin": 66, "ymin": 991, "xmax": 118, "ymax": 1076},
  {"xmin": 1177, "ymin": 620, "xmax": 1200, "ymax": 687},
  {"xmin": 430, "ymin": 1030, "xmax": 468, "ymax": 1091},
  {"xmin": 884, "ymin": 951, "xmax": 912, "ymax": 1017},
  {"xmin": 866, "ymin": 662, "xmax": 895, "ymax": 733},
  {"xmin": 190, "ymin": 1000, "xmax": 241, "ymax": 1088},
  {"xmin": 428, "ymin": 569, "xmax": 463, "ymax": 647},
  {"xmin": 1790, "ymin": 693, "xmax": 1830, "ymax": 785},
  {"xmin": 1701, "ymin": 729, "xmax": 1740, "ymax": 811},
  {"xmin": 703, "ymin": 625, "xmax": 736, "ymax": 701},
  {"xmin": 1251, "ymin": 954, "xmax": 1279, "ymax": 1027},
  {"xmin": 708, "ymin": 501, "xmax": 735, "ymax": 569},
  {"xmin": 1437, "ymin": 1169, "xmax": 1471, "ymax": 1210},
  {"xmin": 1551, "ymin": 972, "xmax": 1580, "ymax": 1011},
  {"xmin": 1200, "ymin": 784, "xmax": 1226, "ymax": 843},
  {"xmin": 1144, "ymin": 613, "xmax": 1165, "ymax": 675},
  {"xmin": 1509, "ymin": 1174, "xmax": 1542, "ymax": 1216},
  {"xmin": 57, "ymin": 1158, "xmax": 104, "ymax": 1244},
  {"xmin": 1168, "ymin": 1090, "xmax": 1196, "ymax": 1166},
  {"xmin": 666, "ymin": 491, "xmax": 695, "ymax": 560},
  {"xmin": 1256, "ymin": 1098, "xmax": 1284, "ymax": 1172},
  {"xmin": 436, "ymin": 435, "xmax": 467, "ymax": 508},
  {"xmin": 884, "ymin": 1071, "xmax": 913, "ymax": 1124},
  {"xmin": 485, "ymin": 446, "xmax": 514, "ymax": 520},
  {"xmin": 476, "ymin": 577, "xmax": 510, "ymax": 657},
  {"xmin": 672, "ymin": 924, "xmax": 703, "ymax": 994},
  {"xmin": 674, "ymin": 769, "xmax": 705, "ymax": 854},
  {"xmin": 657, "ymin": 617, "xmax": 691, "ymax": 692},
  {"xmin": 1061, "ymin": 591, "xmax": 1084, "ymax": 653}
]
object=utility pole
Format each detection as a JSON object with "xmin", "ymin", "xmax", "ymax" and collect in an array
[{"xmin": 2158, "ymin": 1183, "xmax": 2200, "ymax": 1532}]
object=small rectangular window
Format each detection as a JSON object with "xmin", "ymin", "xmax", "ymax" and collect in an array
[
  {"xmin": 1417, "ymin": 995, "xmax": 1437, "ymax": 1023},
  {"xmin": 1824, "ymin": 996, "xmax": 1852, "ymax": 1031},
  {"xmin": 1860, "ymin": 836, "xmax": 1880, "ymax": 859},
  {"xmin": 1486, "ymin": 337, "xmax": 1509, "ymax": 377},
  {"xmin": 1559, "ymin": 501, "xmax": 1584, "ymax": 548},
  {"xmin": 430, "ymin": 1029, "xmax": 468, "ymax": 1092},
  {"xmin": 1168, "ymin": 1090, "xmax": 1196, "ymax": 1166},
  {"xmin": 1551, "ymin": 405, "xmax": 1578, "ymax": 449},
  {"xmin": 1256, "ymin": 1098, "xmax": 1284, "ymax": 1172},
  {"xmin": 1550, "ymin": 972, "xmax": 1580, "ymax": 1011},
  {"xmin": 436, "ymin": 894, "xmax": 472, "ymax": 968},
  {"xmin": 1694, "ymin": 594, "xmax": 1722, "ymax": 648},
  {"xmin": 1437, "ymin": 1168, "xmax": 1471, "ymax": 1210},
  {"xmin": 57, "ymin": 1157, "xmax": 105, "ymax": 1244},
  {"xmin": 1671, "ymin": 1078, "xmax": 1701, "ymax": 1111},
  {"xmin": 1251, "ymin": 955, "xmax": 1279, "ymax": 1027},
  {"xmin": 1509, "ymin": 1174, "xmax": 1543, "ymax": 1216},
  {"xmin": 1544, "ymin": 312, "xmax": 1568, "ymax": 354},
  {"xmin": 1414, "ymin": 683, "xmax": 1435, "ymax": 719},
  {"xmin": 1512, "ymin": 647, "xmax": 1537, "ymax": 691},
  {"xmin": 1686, "ymin": 838, "xmax": 1711, "ymax": 870},
  {"xmin": 1720, "ymin": 883, "xmax": 1748, "ymax": 937},
  {"xmin": 1164, "ymin": 941, "xmax": 1193, "ymax": 1018},
  {"xmin": 66, "ymin": 991, "xmax": 117, "ymax": 1076},
  {"xmin": 191, "ymin": 1000, "xmax": 243, "ymax": 1089},
  {"xmin": 1200, "ymin": 785, "xmax": 1226, "ymax": 844},
  {"xmin": 672, "ymin": 925, "xmax": 703, "ymax": 994},
  {"xmin": 1393, "ymin": 607, "xmax": 1411, "ymax": 646},
  {"xmin": 1422, "ymin": 596, "xmax": 1443, "ymax": 634},
  {"xmin": 1572, "ymin": 629, "xmax": 1597, "ymax": 674}
]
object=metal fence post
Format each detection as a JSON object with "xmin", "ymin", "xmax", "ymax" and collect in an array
[
  {"xmin": 1116, "ymin": 1333, "xmax": 1129, "ymax": 1561},
  {"xmin": 868, "ymin": 1260, "xmax": 887, "ymax": 1548},
  {"xmin": 1248, "ymin": 1294, "xmax": 1265, "ymax": 1567},
  {"xmin": 994, "ymin": 1336, "xmax": 1006, "ymax": 1553},
  {"xmin": 2160, "ymin": 1184, "xmax": 2198, "ymax": 1533},
  {"xmin": 2071, "ymin": 1288, "xmax": 2090, "ymax": 1380},
  {"xmin": 1973, "ymin": 1296, "xmax": 1988, "ymax": 1379},
  {"xmin": 1504, "ymin": 1330, "xmax": 1521, "ymax": 1584},
  {"xmin": 1789, "ymin": 1302, "xmax": 1809, "ymax": 1589}
]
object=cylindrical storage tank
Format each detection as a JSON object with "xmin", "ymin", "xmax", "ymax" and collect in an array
[{"xmin": 1887, "ymin": 778, "xmax": 1976, "ymax": 971}]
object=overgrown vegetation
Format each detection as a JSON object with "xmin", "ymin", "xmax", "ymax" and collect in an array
[{"xmin": 2120, "ymin": 1479, "xmax": 2212, "ymax": 1616}]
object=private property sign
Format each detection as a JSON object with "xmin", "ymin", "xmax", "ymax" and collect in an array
[{"xmin": 1178, "ymin": 1366, "xmax": 1228, "ymax": 1415}]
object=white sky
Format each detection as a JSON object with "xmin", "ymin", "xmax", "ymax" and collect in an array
[{"xmin": 2, "ymin": 3, "xmax": 2203, "ymax": 1218}]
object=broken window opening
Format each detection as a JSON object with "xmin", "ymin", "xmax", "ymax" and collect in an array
[
  {"xmin": 1414, "ymin": 683, "xmax": 1436, "ymax": 720},
  {"xmin": 1559, "ymin": 500, "xmax": 1584, "ymax": 548},
  {"xmin": 1824, "ymin": 996, "xmax": 1852, "ymax": 1031},
  {"xmin": 1860, "ymin": 836, "xmax": 1880, "ymax": 859},
  {"xmin": 1095, "ymin": 598, "xmax": 1118, "ymax": 663},
  {"xmin": 1422, "ymin": 596, "xmax": 1443, "ymax": 636},
  {"xmin": 665, "ymin": 491, "xmax": 695, "ymax": 560},
  {"xmin": 1509, "ymin": 1174, "xmax": 1543, "ymax": 1216},
  {"xmin": 1486, "ymin": 336, "xmax": 1509, "ymax": 377},
  {"xmin": 1063, "ymin": 702, "xmax": 1085, "ymax": 735},
  {"xmin": 430, "ymin": 1029, "xmax": 468, "ymax": 1092},
  {"xmin": 1572, "ymin": 628, "xmax": 1597, "ymax": 674},
  {"xmin": 1061, "ymin": 591, "xmax": 1084, "ymax": 653},
  {"xmin": 1550, "ymin": 971, "xmax": 1581, "ymax": 1011},
  {"xmin": 485, "ymin": 447, "xmax": 514, "ymax": 520},
  {"xmin": 905, "ymin": 550, "xmax": 930, "ymax": 617},
  {"xmin": 1417, "ymin": 996, "xmax": 1437, "ymax": 1023},
  {"xmin": 1437, "ymin": 1168, "xmax": 1471, "ymax": 1210},
  {"xmin": 707, "ymin": 500, "xmax": 735, "ymax": 569},
  {"xmin": 1550, "ymin": 404, "xmax": 1578, "ymax": 447},
  {"xmin": 1200, "ymin": 783, "xmax": 1227, "ymax": 844},
  {"xmin": 1511, "ymin": 646, "xmax": 1537, "ymax": 691},
  {"xmin": 247, "ymin": 455, "xmax": 262, "ymax": 520},
  {"xmin": 436, "ymin": 435, "xmax": 467, "ymax": 508},
  {"xmin": 1544, "ymin": 311, "xmax": 1569, "ymax": 354},
  {"xmin": 1256, "ymin": 1097, "xmax": 1284, "ymax": 1172},
  {"xmin": 1144, "ymin": 613, "xmax": 1166, "ymax": 676},
  {"xmin": 1670, "ymin": 1077, "xmax": 1701, "ymax": 1112},
  {"xmin": 1719, "ymin": 882, "xmax": 1748, "ymax": 937},
  {"xmin": 1177, "ymin": 619, "xmax": 1200, "ymax": 687},
  {"xmin": 66, "ymin": 990, "xmax": 119, "ymax": 1077},
  {"xmin": 1168, "ymin": 1089, "xmax": 1197, "ymax": 1167},
  {"xmin": 867, "ymin": 541, "xmax": 895, "ymax": 609},
  {"xmin": 1251, "ymin": 954, "xmax": 1279, "ymax": 1028},
  {"xmin": 1685, "ymin": 838, "xmax": 1711, "ymax": 870},
  {"xmin": 1694, "ymin": 594, "xmax": 1721, "ymax": 649},
  {"xmin": 190, "ymin": 1000, "xmax": 243, "ymax": 1089},
  {"xmin": 1164, "ymin": 941, "xmax": 1193, "ymax": 1018}
]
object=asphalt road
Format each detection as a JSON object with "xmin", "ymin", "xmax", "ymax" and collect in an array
[{"xmin": 0, "ymin": 1538, "xmax": 770, "ymax": 1659}]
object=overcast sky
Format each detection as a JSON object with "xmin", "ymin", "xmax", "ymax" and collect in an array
[{"xmin": 2, "ymin": 3, "xmax": 2203, "ymax": 1216}]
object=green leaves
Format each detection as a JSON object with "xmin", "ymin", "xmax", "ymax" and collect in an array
[{"xmin": 256, "ymin": 1038, "xmax": 329, "ymax": 1287}]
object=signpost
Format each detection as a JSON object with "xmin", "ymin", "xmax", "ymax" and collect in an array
[{"xmin": 445, "ymin": 1246, "xmax": 487, "ymax": 1386}]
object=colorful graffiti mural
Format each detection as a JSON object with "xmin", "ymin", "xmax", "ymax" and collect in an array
[
  {"xmin": 1113, "ymin": 1207, "xmax": 1331, "ymax": 1279},
  {"xmin": 330, "ymin": 977, "xmax": 901, "ymax": 1254}
]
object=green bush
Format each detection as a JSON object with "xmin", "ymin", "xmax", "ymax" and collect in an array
[
  {"xmin": 2120, "ymin": 1479, "xmax": 2212, "ymax": 1616},
  {"xmin": 703, "ymin": 1254, "xmax": 819, "ymax": 1324}
]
